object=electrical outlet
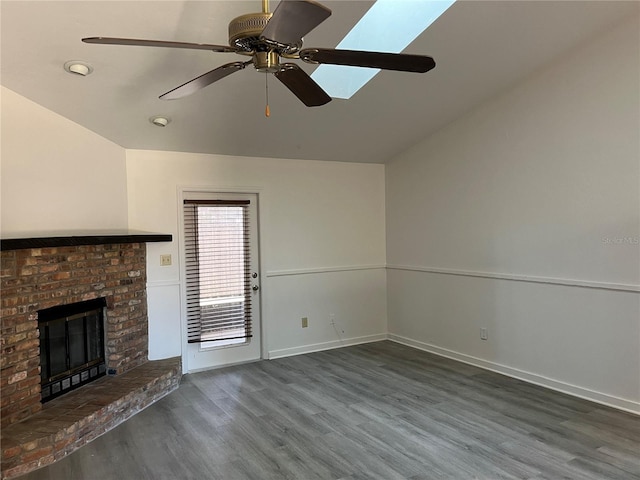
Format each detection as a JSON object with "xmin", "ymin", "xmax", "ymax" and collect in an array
[
  {"xmin": 160, "ymin": 254, "xmax": 172, "ymax": 266},
  {"xmin": 301, "ymin": 317, "xmax": 308, "ymax": 328},
  {"xmin": 480, "ymin": 328, "xmax": 488, "ymax": 340},
  {"xmin": 329, "ymin": 313, "xmax": 335, "ymax": 325}
]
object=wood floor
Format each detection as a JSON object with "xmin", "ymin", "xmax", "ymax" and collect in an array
[{"xmin": 17, "ymin": 341, "xmax": 640, "ymax": 480}]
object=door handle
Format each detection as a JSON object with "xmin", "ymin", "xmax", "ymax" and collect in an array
[{"xmin": 252, "ymin": 285, "xmax": 260, "ymax": 291}]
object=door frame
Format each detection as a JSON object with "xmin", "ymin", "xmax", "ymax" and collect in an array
[{"xmin": 177, "ymin": 185, "xmax": 266, "ymax": 373}]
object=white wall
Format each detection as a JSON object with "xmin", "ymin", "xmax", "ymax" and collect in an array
[
  {"xmin": 125, "ymin": 150, "xmax": 387, "ymax": 365},
  {"xmin": 1, "ymin": 87, "xmax": 128, "ymax": 234},
  {"xmin": 386, "ymin": 16, "xmax": 640, "ymax": 413}
]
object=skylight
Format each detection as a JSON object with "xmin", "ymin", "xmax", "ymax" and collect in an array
[{"xmin": 311, "ymin": 0, "xmax": 455, "ymax": 99}]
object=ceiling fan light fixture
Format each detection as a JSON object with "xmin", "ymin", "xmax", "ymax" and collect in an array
[
  {"xmin": 64, "ymin": 61, "xmax": 93, "ymax": 76},
  {"xmin": 150, "ymin": 116, "xmax": 170, "ymax": 127}
]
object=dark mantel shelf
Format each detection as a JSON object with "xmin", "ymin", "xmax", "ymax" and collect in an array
[{"xmin": 1, "ymin": 230, "xmax": 172, "ymax": 251}]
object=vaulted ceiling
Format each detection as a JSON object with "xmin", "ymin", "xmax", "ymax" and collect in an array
[{"xmin": 1, "ymin": 1, "xmax": 637, "ymax": 163}]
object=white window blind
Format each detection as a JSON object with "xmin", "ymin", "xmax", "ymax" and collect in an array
[{"xmin": 183, "ymin": 199, "xmax": 252, "ymax": 344}]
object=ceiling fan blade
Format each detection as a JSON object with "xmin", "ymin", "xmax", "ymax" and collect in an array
[
  {"xmin": 275, "ymin": 64, "xmax": 331, "ymax": 107},
  {"xmin": 300, "ymin": 48, "xmax": 436, "ymax": 73},
  {"xmin": 82, "ymin": 37, "xmax": 237, "ymax": 53},
  {"xmin": 261, "ymin": 0, "xmax": 331, "ymax": 46},
  {"xmin": 160, "ymin": 62, "xmax": 248, "ymax": 100}
]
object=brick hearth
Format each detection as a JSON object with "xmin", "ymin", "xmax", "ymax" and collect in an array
[
  {"xmin": 0, "ymin": 233, "xmax": 178, "ymax": 479},
  {"xmin": 1, "ymin": 357, "xmax": 181, "ymax": 479}
]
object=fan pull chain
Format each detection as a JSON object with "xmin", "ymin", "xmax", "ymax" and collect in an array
[{"xmin": 265, "ymin": 73, "xmax": 270, "ymax": 118}]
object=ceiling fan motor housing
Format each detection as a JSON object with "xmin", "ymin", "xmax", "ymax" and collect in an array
[{"xmin": 228, "ymin": 12, "xmax": 272, "ymax": 52}]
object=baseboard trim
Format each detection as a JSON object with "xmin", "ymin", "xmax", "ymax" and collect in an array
[
  {"xmin": 268, "ymin": 333, "xmax": 387, "ymax": 359},
  {"xmin": 387, "ymin": 334, "xmax": 640, "ymax": 415}
]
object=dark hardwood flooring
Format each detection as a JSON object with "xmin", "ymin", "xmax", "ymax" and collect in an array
[{"xmin": 17, "ymin": 341, "xmax": 640, "ymax": 480}]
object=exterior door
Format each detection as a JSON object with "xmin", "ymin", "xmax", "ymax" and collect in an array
[{"xmin": 181, "ymin": 191, "xmax": 261, "ymax": 372}]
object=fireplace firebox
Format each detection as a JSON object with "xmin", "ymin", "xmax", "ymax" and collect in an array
[{"xmin": 38, "ymin": 298, "xmax": 107, "ymax": 402}]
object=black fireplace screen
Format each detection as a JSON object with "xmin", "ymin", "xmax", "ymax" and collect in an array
[{"xmin": 38, "ymin": 297, "xmax": 107, "ymax": 402}]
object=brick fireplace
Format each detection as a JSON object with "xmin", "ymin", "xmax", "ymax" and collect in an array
[{"xmin": 1, "ymin": 232, "xmax": 180, "ymax": 478}]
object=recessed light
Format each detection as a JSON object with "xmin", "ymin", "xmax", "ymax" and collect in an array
[
  {"xmin": 150, "ymin": 116, "xmax": 171, "ymax": 127},
  {"xmin": 63, "ymin": 61, "xmax": 93, "ymax": 76}
]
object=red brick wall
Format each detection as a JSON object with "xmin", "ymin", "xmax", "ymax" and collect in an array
[{"xmin": 1, "ymin": 244, "xmax": 148, "ymax": 428}]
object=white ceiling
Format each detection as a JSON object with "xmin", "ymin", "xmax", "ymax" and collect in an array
[{"xmin": 1, "ymin": 1, "xmax": 637, "ymax": 163}]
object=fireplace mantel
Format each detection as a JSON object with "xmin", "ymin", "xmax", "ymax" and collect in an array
[{"xmin": 1, "ymin": 230, "xmax": 172, "ymax": 250}]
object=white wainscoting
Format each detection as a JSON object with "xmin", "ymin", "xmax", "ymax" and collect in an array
[
  {"xmin": 387, "ymin": 267, "xmax": 640, "ymax": 414},
  {"xmin": 146, "ymin": 281, "xmax": 182, "ymax": 361},
  {"xmin": 264, "ymin": 266, "xmax": 388, "ymax": 359}
]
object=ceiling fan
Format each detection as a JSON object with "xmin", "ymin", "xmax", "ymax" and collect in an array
[{"xmin": 82, "ymin": 0, "xmax": 436, "ymax": 108}]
